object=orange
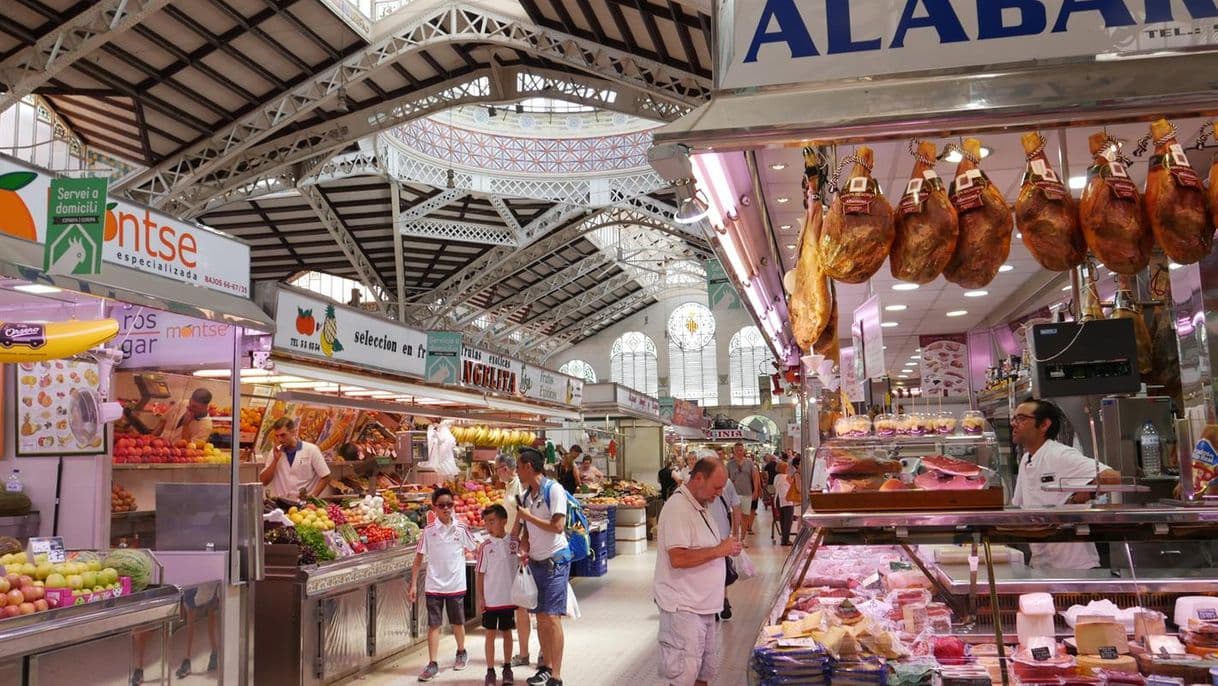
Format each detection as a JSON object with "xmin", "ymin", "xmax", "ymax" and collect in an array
[{"xmin": 0, "ymin": 171, "xmax": 37, "ymax": 241}]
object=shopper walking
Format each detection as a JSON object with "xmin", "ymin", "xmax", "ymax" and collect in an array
[
  {"xmin": 477, "ymin": 504, "xmax": 518, "ymax": 686},
  {"xmin": 726, "ymin": 443, "xmax": 761, "ymax": 544},
  {"xmin": 708, "ymin": 476, "xmax": 742, "ymax": 620},
  {"xmin": 515, "ymin": 447, "xmax": 571, "ymax": 686},
  {"xmin": 659, "ymin": 459, "xmax": 677, "ymax": 501},
  {"xmin": 772, "ymin": 462, "xmax": 796, "ymax": 546},
  {"xmin": 408, "ymin": 487, "xmax": 478, "ymax": 681},
  {"xmin": 497, "ymin": 455, "xmax": 538, "ymax": 670},
  {"xmin": 654, "ymin": 457, "xmax": 743, "ymax": 686}
]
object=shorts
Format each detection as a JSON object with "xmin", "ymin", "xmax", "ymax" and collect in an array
[
  {"xmin": 426, "ymin": 593, "xmax": 466, "ymax": 628},
  {"xmin": 657, "ymin": 610, "xmax": 719, "ymax": 685},
  {"xmin": 482, "ymin": 607, "xmax": 518, "ymax": 631},
  {"xmin": 738, "ymin": 498, "xmax": 755, "ymax": 516},
  {"xmin": 527, "ymin": 550, "xmax": 571, "ymax": 616},
  {"xmin": 751, "ymin": 498, "xmax": 759, "ymax": 511}
]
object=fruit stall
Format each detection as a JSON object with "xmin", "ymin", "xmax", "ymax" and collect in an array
[
  {"xmin": 573, "ymin": 383, "xmax": 666, "ymax": 484},
  {"xmin": 0, "ymin": 153, "xmax": 275, "ymax": 684}
]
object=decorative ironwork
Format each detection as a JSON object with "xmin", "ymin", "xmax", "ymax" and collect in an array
[{"xmin": 300, "ymin": 185, "xmax": 391, "ymax": 312}]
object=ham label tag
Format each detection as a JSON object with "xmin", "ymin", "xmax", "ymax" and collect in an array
[
  {"xmin": 1167, "ymin": 145, "xmax": 1202, "ymax": 189},
  {"xmin": 842, "ymin": 175, "xmax": 876, "ymax": 214},
  {"xmin": 951, "ymin": 169, "xmax": 987, "ymax": 212},
  {"xmin": 1104, "ymin": 162, "xmax": 1139, "ymax": 200},
  {"xmin": 1027, "ymin": 158, "xmax": 1068, "ymax": 201},
  {"xmin": 1197, "ymin": 608, "xmax": 1217, "ymax": 621},
  {"xmin": 1099, "ymin": 646, "xmax": 1119, "ymax": 660}
]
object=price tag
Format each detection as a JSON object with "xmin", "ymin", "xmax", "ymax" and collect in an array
[
  {"xmin": 1197, "ymin": 608, "xmax": 1217, "ymax": 621},
  {"xmin": 27, "ymin": 536, "xmax": 66, "ymax": 563},
  {"xmin": 1099, "ymin": 646, "xmax": 1119, "ymax": 660},
  {"xmin": 860, "ymin": 572, "xmax": 880, "ymax": 588},
  {"xmin": 1031, "ymin": 646, "xmax": 1052, "ymax": 661},
  {"xmin": 778, "ymin": 637, "xmax": 820, "ymax": 648}
]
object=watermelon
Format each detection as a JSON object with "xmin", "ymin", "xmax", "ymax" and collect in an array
[{"xmin": 102, "ymin": 549, "xmax": 154, "ymax": 591}]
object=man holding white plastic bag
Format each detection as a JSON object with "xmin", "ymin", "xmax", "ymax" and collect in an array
[{"xmin": 654, "ymin": 458, "xmax": 743, "ymax": 686}]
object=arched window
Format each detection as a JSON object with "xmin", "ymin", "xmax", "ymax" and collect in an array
[
  {"xmin": 559, "ymin": 359, "xmax": 598, "ymax": 384},
  {"xmin": 667, "ymin": 303, "xmax": 718, "ymax": 406},
  {"xmin": 610, "ymin": 332, "xmax": 658, "ymax": 396},
  {"xmin": 729, "ymin": 326, "xmax": 775, "ymax": 406}
]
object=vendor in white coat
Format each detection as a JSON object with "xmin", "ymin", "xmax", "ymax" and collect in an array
[{"xmin": 1011, "ymin": 398, "xmax": 1121, "ymax": 570}]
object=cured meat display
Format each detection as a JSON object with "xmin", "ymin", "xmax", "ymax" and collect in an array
[
  {"xmin": 817, "ymin": 146, "xmax": 894, "ymax": 283},
  {"xmin": 890, "ymin": 141, "xmax": 958, "ymax": 284},
  {"xmin": 1111, "ymin": 275, "xmax": 1154, "ymax": 375},
  {"xmin": 826, "ymin": 454, "xmax": 902, "ymax": 476},
  {"xmin": 913, "ymin": 471, "xmax": 987, "ymax": 491},
  {"xmin": 1015, "ymin": 132, "xmax": 1086, "ymax": 271},
  {"xmin": 1080, "ymin": 132, "xmax": 1152, "ymax": 274},
  {"xmin": 920, "ymin": 455, "xmax": 981, "ymax": 477},
  {"xmin": 1143, "ymin": 118, "xmax": 1213, "ymax": 265},
  {"xmin": 812, "ymin": 282, "xmax": 840, "ymax": 364},
  {"xmin": 944, "ymin": 138, "xmax": 1013, "ymax": 288},
  {"xmin": 790, "ymin": 154, "xmax": 833, "ymax": 352}
]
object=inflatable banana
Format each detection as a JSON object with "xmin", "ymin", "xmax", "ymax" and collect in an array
[{"xmin": 0, "ymin": 319, "xmax": 118, "ymax": 363}]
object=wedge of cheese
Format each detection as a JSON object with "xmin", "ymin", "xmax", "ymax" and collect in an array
[
  {"xmin": 1075, "ymin": 620, "xmax": 1129, "ymax": 655},
  {"xmin": 1077, "ymin": 654, "xmax": 1137, "ymax": 673}
]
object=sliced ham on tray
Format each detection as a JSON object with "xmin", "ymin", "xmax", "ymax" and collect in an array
[
  {"xmin": 921, "ymin": 455, "xmax": 981, "ymax": 477},
  {"xmin": 913, "ymin": 471, "xmax": 988, "ymax": 491},
  {"xmin": 826, "ymin": 454, "xmax": 902, "ymax": 475}
]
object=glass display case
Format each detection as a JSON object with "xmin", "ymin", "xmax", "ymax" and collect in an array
[{"xmin": 751, "ymin": 505, "xmax": 1218, "ymax": 686}]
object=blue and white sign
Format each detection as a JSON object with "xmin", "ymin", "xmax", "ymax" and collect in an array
[{"xmin": 719, "ymin": 0, "xmax": 1218, "ymax": 90}]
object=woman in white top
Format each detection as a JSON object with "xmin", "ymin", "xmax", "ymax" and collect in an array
[{"xmin": 772, "ymin": 462, "xmax": 796, "ymax": 546}]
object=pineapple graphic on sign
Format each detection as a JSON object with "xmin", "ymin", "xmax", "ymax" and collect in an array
[{"xmin": 320, "ymin": 304, "xmax": 343, "ymax": 357}]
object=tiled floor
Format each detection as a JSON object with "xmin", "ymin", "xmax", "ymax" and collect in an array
[{"xmin": 342, "ymin": 511, "xmax": 793, "ymax": 686}]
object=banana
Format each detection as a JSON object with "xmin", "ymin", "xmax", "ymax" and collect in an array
[{"xmin": 0, "ymin": 319, "xmax": 118, "ymax": 363}]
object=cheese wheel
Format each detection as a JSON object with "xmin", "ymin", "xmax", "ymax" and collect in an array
[
  {"xmin": 1077, "ymin": 655, "xmax": 1137, "ymax": 673},
  {"xmin": 1020, "ymin": 592, "xmax": 1055, "ymax": 615}
]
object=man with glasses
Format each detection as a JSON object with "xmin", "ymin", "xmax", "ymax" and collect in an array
[
  {"xmin": 408, "ymin": 487, "xmax": 478, "ymax": 681},
  {"xmin": 497, "ymin": 453, "xmax": 538, "ymax": 671},
  {"xmin": 514, "ymin": 447, "xmax": 571, "ymax": 686},
  {"xmin": 1010, "ymin": 398, "xmax": 1121, "ymax": 570}
]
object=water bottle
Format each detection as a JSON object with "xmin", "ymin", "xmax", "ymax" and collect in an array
[
  {"xmin": 1137, "ymin": 421, "xmax": 1162, "ymax": 477},
  {"xmin": 5, "ymin": 469, "xmax": 22, "ymax": 494}
]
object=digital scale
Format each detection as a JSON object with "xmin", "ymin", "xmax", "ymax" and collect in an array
[
  {"xmin": 121, "ymin": 373, "xmax": 173, "ymax": 434},
  {"xmin": 1029, "ymin": 319, "xmax": 1141, "ymax": 398}
]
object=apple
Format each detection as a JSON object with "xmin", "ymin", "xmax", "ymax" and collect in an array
[
  {"xmin": 45, "ymin": 573, "xmax": 66, "ymax": 589},
  {"xmin": 6, "ymin": 589, "xmax": 23, "ymax": 606},
  {"xmin": 99, "ymin": 568, "xmax": 118, "ymax": 585},
  {"xmin": 19, "ymin": 563, "xmax": 34, "ymax": 576},
  {"xmin": 2, "ymin": 605, "xmax": 19, "ymax": 618},
  {"xmin": 33, "ymin": 599, "xmax": 47, "ymax": 612},
  {"xmin": 46, "ymin": 597, "xmax": 58, "ymax": 609},
  {"xmin": 80, "ymin": 571, "xmax": 97, "ymax": 589},
  {"xmin": 20, "ymin": 586, "xmax": 39, "ymax": 602},
  {"xmin": 0, "ymin": 577, "xmax": 9, "ymax": 593},
  {"xmin": 67, "ymin": 575, "xmax": 83, "ymax": 590},
  {"xmin": 16, "ymin": 575, "xmax": 31, "ymax": 588},
  {"xmin": 33, "ymin": 563, "xmax": 51, "ymax": 580},
  {"xmin": 18, "ymin": 602, "xmax": 34, "ymax": 615}
]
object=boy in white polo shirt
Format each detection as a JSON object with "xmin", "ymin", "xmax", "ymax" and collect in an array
[
  {"xmin": 408, "ymin": 487, "xmax": 478, "ymax": 681},
  {"xmin": 477, "ymin": 504, "xmax": 518, "ymax": 685}
]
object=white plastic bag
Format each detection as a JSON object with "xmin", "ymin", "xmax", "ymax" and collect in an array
[
  {"xmin": 565, "ymin": 583, "xmax": 580, "ymax": 619},
  {"xmin": 511, "ymin": 565, "xmax": 538, "ymax": 609},
  {"xmin": 734, "ymin": 550, "xmax": 757, "ymax": 580}
]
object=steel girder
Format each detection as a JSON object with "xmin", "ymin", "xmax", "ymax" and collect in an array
[
  {"xmin": 531, "ymin": 288, "xmax": 658, "ymax": 360},
  {"xmin": 400, "ymin": 188, "xmax": 468, "ymax": 222},
  {"xmin": 299, "ymin": 184, "xmax": 391, "ymax": 312},
  {"xmin": 400, "ymin": 217, "xmax": 517, "ymax": 244},
  {"xmin": 488, "ymin": 195, "xmax": 523, "ymax": 240},
  {"xmin": 116, "ymin": 1, "xmax": 707, "ymax": 211},
  {"xmin": 487, "ymin": 270, "xmax": 639, "ymax": 343},
  {"xmin": 0, "ymin": 0, "xmax": 174, "ymax": 113},
  {"xmin": 454, "ymin": 252, "xmax": 614, "ymax": 327}
]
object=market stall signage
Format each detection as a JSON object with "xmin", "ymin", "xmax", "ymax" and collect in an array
[
  {"xmin": 0, "ymin": 156, "xmax": 250, "ymax": 296},
  {"xmin": 704, "ymin": 258, "xmax": 741, "ymax": 309},
  {"xmin": 462, "ymin": 345, "xmax": 518, "ymax": 394},
  {"xmin": 719, "ymin": 0, "xmax": 1218, "ymax": 90},
  {"xmin": 425, "ymin": 332, "xmax": 462, "ymax": 385},
  {"xmin": 272, "ymin": 287, "xmax": 427, "ymax": 378},
  {"xmin": 617, "ymin": 386, "xmax": 661, "ymax": 418},
  {"xmin": 115, "ymin": 310, "xmax": 234, "ymax": 368},
  {"xmin": 44, "ymin": 177, "xmax": 107, "ymax": 276},
  {"xmin": 520, "ymin": 364, "xmax": 584, "ymax": 407},
  {"xmin": 919, "ymin": 333, "xmax": 969, "ymax": 397},
  {"xmin": 660, "ymin": 397, "xmax": 707, "ymax": 428}
]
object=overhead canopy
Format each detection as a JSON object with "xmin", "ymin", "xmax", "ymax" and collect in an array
[
  {"xmin": 581, "ymin": 383, "xmax": 664, "ymax": 424},
  {"xmin": 0, "ymin": 234, "xmax": 273, "ymax": 331}
]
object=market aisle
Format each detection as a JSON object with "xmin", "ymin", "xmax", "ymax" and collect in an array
[{"xmin": 341, "ymin": 510, "xmax": 793, "ymax": 686}]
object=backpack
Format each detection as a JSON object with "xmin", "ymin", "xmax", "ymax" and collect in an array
[{"xmin": 540, "ymin": 478, "xmax": 592, "ymax": 562}]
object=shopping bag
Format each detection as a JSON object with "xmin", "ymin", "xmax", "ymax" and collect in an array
[
  {"xmin": 733, "ymin": 550, "xmax": 757, "ymax": 580},
  {"xmin": 511, "ymin": 565, "xmax": 538, "ymax": 609},
  {"xmin": 565, "ymin": 583, "xmax": 581, "ymax": 619}
]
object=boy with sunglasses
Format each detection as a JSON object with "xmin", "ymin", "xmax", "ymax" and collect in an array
[{"xmin": 409, "ymin": 487, "xmax": 478, "ymax": 681}]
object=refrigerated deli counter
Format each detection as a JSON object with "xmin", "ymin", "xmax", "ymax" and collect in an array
[
  {"xmin": 751, "ymin": 505, "xmax": 1218, "ymax": 686},
  {"xmin": 254, "ymin": 544, "xmax": 427, "ymax": 686}
]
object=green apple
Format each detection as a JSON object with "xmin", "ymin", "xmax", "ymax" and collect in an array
[
  {"xmin": 80, "ymin": 571, "xmax": 97, "ymax": 589},
  {"xmin": 66, "ymin": 575, "xmax": 83, "ymax": 590},
  {"xmin": 34, "ymin": 563, "xmax": 52, "ymax": 580},
  {"xmin": 34, "ymin": 553, "xmax": 47, "ymax": 564},
  {"xmin": 99, "ymin": 568, "xmax": 118, "ymax": 586},
  {"xmin": 92, "ymin": 586, "xmax": 104, "ymax": 593},
  {"xmin": 45, "ymin": 574, "xmax": 66, "ymax": 589},
  {"xmin": 86, "ymin": 561, "xmax": 101, "ymax": 572},
  {"xmin": 20, "ymin": 563, "xmax": 35, "ymax": 576}
]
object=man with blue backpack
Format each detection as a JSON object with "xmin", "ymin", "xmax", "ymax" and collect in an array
[{"xmin": 514, "ymin": 447, "xmax": 583, "ymax": 686}]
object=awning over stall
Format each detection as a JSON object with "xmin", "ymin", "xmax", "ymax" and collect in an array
[{"xmin": 581, "ymin": 383, "xmax": 664, "ymax": 424}]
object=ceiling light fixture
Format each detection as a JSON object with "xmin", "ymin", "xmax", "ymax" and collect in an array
[
  {"xmin": 12, "ymin": 284, "xmax": 63, "ymax": 295},
  {"xmin": 944, "ymin": 146, "xmax": 992, "ymax": 164},
  {"xmin": 775, "ymin": 197, "xmax": 790, "ymax": 204},
  {"xmin": 882, "ymin": 322, "xmax": 899, "ymax": 328},
  {"xmin": 1068, "ymin": 176, "xmax": 1087, "ymax": 190},
  {"xmin": 770, "ymin": 163, "xmax": 787, "ymax": 171},
  {"xmin": 964, "ymin": 290, "xmax": 989, "ymax": 298},
  {"xmin": 673, "ymin": 178, "xmax": 711, "ymax": 225},
  {"xmin": 898, "ymin": 374, "xmax": 910, "ymax": 379},
  {"xmin": 892, "ymin": 283, "xmax": 919, "ymax": 291},
  {"xmin": 998, "ymin": 264, "xmax": 1014, "ymax": 273},
  {"xmin": 884, "ymin": 304, "xmax": 907, "ymax": 312},
  {"xmin": 1169, "ymin": 262, "xmax": 1183, "ymax": 270},
  {"xmin": 1061, "ymin": 284, "xmax": 1073, "ymax": 291},
  {"xmin": 946, "ymin": 310, "xmax": 968, "ymax": 317},
  {"xmin": 910, "ymin": 355, "xmax": 920, "ymax": 360},
  {"xmin": 785, "ymin": 244, "xmax": 796, "ymax": 250},
  {"xmin": 779, "ymin": 224, "xmax": 793, "ymax": 231}
]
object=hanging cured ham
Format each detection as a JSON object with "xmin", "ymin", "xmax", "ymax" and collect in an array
[
  {"xmin": 944, "ymin": 138, "xmax": 1013, "ymax": 289},
  {"xmin": 1110, "ymin": 274, "xmax": 1154, "ymax": 375},
  {"xmin": 1079, "ymin": 132, "xmax": 1151, "ymax": 275},
  {"xmin": 818, "ymin": 146, "xmax": 894, "ymax": 283},
  {"xmin": 890, "ymin": 141, "xmax": 958, "ymax": 284},
  {"xmin": 1015, "ymin": 132, "xmax": 1085, "ymax": 271},
  {"xmin": 812, "ymin": 283, "xmax": 840, "ymax": 365},
  {"xmin": 1144, "ymin": 118, "xmax": 1213, "ymax": 265},
  {"xmin": 790, "ymin": 153, "xmax": 833, "ymax": 352}
]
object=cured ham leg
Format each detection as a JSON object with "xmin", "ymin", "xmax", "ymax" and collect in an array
[
  {"xmin": 790, "ymin": 153, "xmax": 832, "ymax": 352},
  {"xmin": 818, "ymin": 146, "xmax": 894, "ymax": 283},
  {"xmin": 891, "ymin": 141, "xmax": 958, "ymax": 284},
  {"xmin": 1015, "ymin": 132, "xmax": 1085, "ymax": 271},
  {"xmin": 1144, "ymin": 118, "xmax": 1213, "ymax": 265},
  {"xmin": 812, "ymin": 282, "xmax": 840, "ymax": 366},
  {"xmin": 1079, "ymin": 132, "xmax": 1151, "ymax": 275},
  {"xmin": 944, "ymin": 138, "xmax": 1013, "ymax": 289}
]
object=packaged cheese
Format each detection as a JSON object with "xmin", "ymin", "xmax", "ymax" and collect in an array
[
  {"xmin": 1020, "ymin": 592, "xmax": 1055, "ymax": 615},
  {"xmin": 1075, "ymin": 620, "xmax": 1129, "ymax": 655},
  {"xmin": 1077, "ymin": 654, "xmax": 1138, "ymax": 673}
]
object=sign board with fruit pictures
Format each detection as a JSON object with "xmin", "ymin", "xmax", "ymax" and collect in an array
[
  {"xmin": 14, "ymin": 358, "xmax": 106, "ymax": 456},
  {"xmin": 0, "ymin": 156, "xmax": 251, "ymax": 297}
]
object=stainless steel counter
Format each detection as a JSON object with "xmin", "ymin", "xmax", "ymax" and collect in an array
[
  {"xmin": 0, "ymin": 585, "xmax": 180, "ymax": 657},
  {"xmin": 802, "ymin": 504, "xmax": 1218, "ymax": 529},
  {"xmin": 932, "ymin": 563, "xmax": 1218, "ymax": 594}
]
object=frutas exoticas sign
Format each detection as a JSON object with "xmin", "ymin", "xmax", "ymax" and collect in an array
[
  {"xmin": 719, "ymin": 0, "xmax": 1218, "ymax": 90},
  {"xmin": 0, "ymin": 156, "xmax": 250, "ymax": 297}
]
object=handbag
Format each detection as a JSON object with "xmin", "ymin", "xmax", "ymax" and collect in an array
[{"xmin": 707, "ymin": 498, "xmax": 738, "ymax": 586}]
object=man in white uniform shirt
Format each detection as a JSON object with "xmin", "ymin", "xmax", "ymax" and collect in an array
[
  {"xmin": 654, "ymin": 458, "xmax": 743, "ymax": 686},
  {"xmin": 1011, "ymin": 398, "xmax": 1121, "ymax": 570},
  {"xmin": 258, "ymin": 417, "xmax": 330, "ymax": 499}
]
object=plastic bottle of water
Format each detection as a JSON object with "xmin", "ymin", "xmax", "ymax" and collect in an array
[
  {"xmin": 1137, "ymin": 421, "xmax": 1162, "ymax": 478},
  {"xmin": 5, "ymin": 469, "xmax": 23, "ymax": 494}
]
